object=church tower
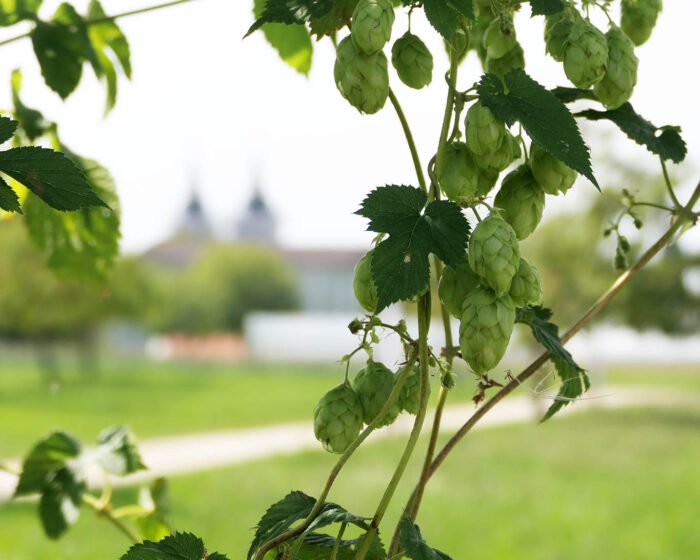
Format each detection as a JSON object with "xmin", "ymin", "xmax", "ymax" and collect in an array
[{"xmin": 235, "ymin": 187, "xmax": 277, "ymax": 245}]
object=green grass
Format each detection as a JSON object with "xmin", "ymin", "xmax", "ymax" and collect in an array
[
  {"xmin": 605, "ymin": 364, "xmax": 700, "ymax": 390},
  {"xmin": 1, "ymin": 405, "xmax": 698, "ymax": 559}
]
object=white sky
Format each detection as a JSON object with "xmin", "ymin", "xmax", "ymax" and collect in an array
[{"xmin": 0, "ymin": 0, "xmax": 697, "ymax": 253}]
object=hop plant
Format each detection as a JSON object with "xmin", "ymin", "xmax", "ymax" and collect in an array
[
  {"xmin": 485, "ymin": 42, "xmax": 525, "ymax": 80},
  {"xmin": 476, "ymin": 131, "xmax": 521, "ymax": 172},
  {"xmin": 563, "ymin": 20, "xmax": 609, "ymax": 88},
  {"xmin": 529, "ymin": 142, "xmax": 577, "ymax": 195},
  {"xmin": 594, "ymin": 26, "xmax": 639, "ymax": 109},
  {"xmin": 444, "ymin": 26, "xmax": 470, "ymax": 64},
  {"xmin": 509, "ymin": 258, "xmax": 543, "ymax": 308},
  {"xmin": 483, "ymin": 17, "xmax": 517, "ymax": 59},
  {"xmin": 438, "ymin": 258, "xmax": 481, "ymax": 318},
  {"xmin": 399, "ymin": 366, "xmax": 428, "ymax": 415},
  {"xmin": 351, "ymin": 0, "xmax": 395, "ymax": 55},
  {"xmin": 392, "ymin": 32, "xmax": 433, "ymax": 89},
  {"xmin": 459, "ymin": 287, "xmax": 516, "ymax": 374},
  {"xmin": 465, "ymin": 101, "xmax": 507, "ymax": 157},
  {"xmin": 469, "ymin": 7, "xmax": 495, "ymax": 64},
  {"xmin": 436, "ymin": 142, "xmax": 481, "ymax": 201},
  {"xmin": 621, "ymin": 0, "xmax": 662, "ymax": 46},
  {"xmin": 334, "ymin": 36, "xmax": 389, "ymax": 114},
  {"xmin": 468, "ymin": 215, "xmax": 520, "ymax": 296},
  {"xmin": 353, "ymin": 359, "xmax": 400, "ymax": 427},
  {"xmin": 494, "ymin": 165, "xmax": 545, "ymax": 240},
  {"xmin": 544, "ymin": 7, "xmax": 580, "ymax": 62},
  {"xmin": 353, "ymin": 249, "xmax": 378, "ymax": 313},
  {"xmin": 313, "ymin": 383, "xmax": 364, "ymax": 453}
]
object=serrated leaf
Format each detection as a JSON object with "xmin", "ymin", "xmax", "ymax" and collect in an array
[
  {"xmin": 528, "ymin": 0, "xmax": 564, "ymax": 16},
  {"xmin": 0, "ymin": 176, "xmax": 21, "ymax": 212},
  {"xmin": 576, "ymin": 103, "xmax": 687, "ymax": 163},
  {"xmin": 423, "ymin": 0, "xmax": 461, "ymax": 39},
  {"xmin": 309, "ymin": 502, "xmax": 369, "ymax": 532},
  {"xmin": 15, "ymin": 431, "xmax": 82, "ymax": 496},
  {"xmin": 516, "ymin": 306, "xmax": 590, "ymax": 420},
  {"xmin": 550, "ymin": 86, "xmax": 598, "ymax": 104},
  {"xmin": 95, "ymin": 426, "xmax": 146, "ymax": 476},
  {"xmin": 0, "ymin": 116, "xmax": 18, "ymax": 144},
  {"xmin": 121, "ymin": 532, "xmax": 229, "ymax": 560},
  {"xmin": 424, "ymin": 200, "xmax": 470, "ymax": 268},
  {"xmin": 11, "ymin": 70, "xmax": 50, "ymax": 141},
  {"xmin": 248, "ymin": 491, "xmax": 317, "ymax": 560},
  {"xmin": 246, "ymin": 0, "xmax": 333, "ymax": 37},
  {"xmin": 0, "ymin": 0, "xmax": 42, "ymax": 26},
  {"xmin": 399, "ymin": 516, "xmax": 453, "ymax": 560},
  {"xmin": 39, "ymin": 467, "xmax": 84, "ymax": 539},
  {"xmin": 447, "ymin": 0, "xmax": 474, "ymax": 20},
  {"xmin": 309, "ymin": 0, "xmax": 357, "ymax": 37},
  {"xmin": 356, "ymin": 185, "xmax": 427, "ymax": 233},
  {"xmin": 298, "ymin": 532, "xmax": 385, "ymax": 560},
  {"xmin": 0, "ymin": 146, "xmax": 106, "ymax": 210},
  {"xmin": 254, "ymin": 0, "xmax": 313, "ymax": 74},
  {"xmin": 478, "ymin": 69, "xmax": 598, "ymax": 188}
]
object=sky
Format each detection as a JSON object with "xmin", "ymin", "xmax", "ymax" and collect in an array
[{"xmin": 0, "ymin": 0, "xmax": 697, "ymax": 254}]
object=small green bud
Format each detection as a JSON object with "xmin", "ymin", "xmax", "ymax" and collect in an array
[
  {"xmin": 494, "ymin": 165, "xmax": 545, "ymax": 240},
  {"xmin": 353, "ymin": 249, "xmax": 378, "ymax": 313},
  {"xmin": 392, "ymin": 32, "xmax": 433, "ymax": 89},
  {"xmin": 351, "ymin": 0, "xmax": 395, "ymax": 55}
]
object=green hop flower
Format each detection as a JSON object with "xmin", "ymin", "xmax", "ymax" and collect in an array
[
  {"xmin": 353, "ymin": 359, "xmax": 400, "ymax": 427},
  {"xmin": 476, "ymin": 131, "xmax": 520, "ymax": 172},
  {"xmin": 392, "ymin": 32, "xmax": 433, "ymax": 89},
  {"xmin": 563, "ymin": 20, "xmax": 609, "ymax": 88},
  {"xmin": 438, "ymin": 258, "xmax": 481, "ymax": 318},
  {"xmin": 485, "ymin": 42, "xmax": 525, "ymax": 80},
  {"xmin": 313, "ymin": 383, "xmax": 364, "ymax": 453},
  {"xmin": 493, "ymin": 165, "xmax": 545, "ymax": 240},
  {"xmin": 621, "ymin": 0, "xmax": 662, "ymax": 46},
  {"xmin": 436, "ymin": 142, "xmax": 481, "ymax": 202},
  {"xmin": 459, "ymin": 287, "xmax": 516, "ymax": 374},
  {"xmin": 529, "ymin": 142, "xmax": 577, "ymax": 195},
  {"xmin": 468, "ymin": 214, "xmax": 520, "ymax": 296},
  {"xmin": 509, "ymin": 258, "xmax": 543, "ymax": 308},
  {"xmin": 334, "ymin": 36, "xmax": 389, "ymax": 115},
  {"xmin": 465, "ymin": 101, "xmax": 507, "ymax": 157},
  {"xmin": 353, "ymin": 249, "xmax": 378, "ymax": 313},
  {"xmin": 483, "ymin": 17, "xmax": 517, "ymax": 59},
  {"xmin": 544, "ymin": 7, "xmax": 581, "ymax": 62},
  {"xmin": 469, "ymin": 10, "xmax": 494, "ymax": 64},
  {"xmin": 351, "ymin": 0, "xmax": 395, "ymax": 55},
  {"xmin": 594, "ymin": 26, "xmax": 639, "ymax": 109},
  {"xmin": 399, "ymin": 366, "xmax": 428, "ymax": 415}
]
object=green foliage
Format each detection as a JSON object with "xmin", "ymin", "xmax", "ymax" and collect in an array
[
  {"xmin": 529, "ymin": 0, "xmax": 564, "ymax": 16},
  {"xmin": 422, "ymin": 0, "xmax": 473, "ymax": 40},
  {"xmin": 95, "ymin": 426, "xmax": 146, "ymax": 476},
  {"xmin": 254, "ymin": 0, "xmax": 313, "ymax": 75},
  {"xmin": 121, "ymin": 532, "xmax": 230, "ymax": 560},
  {"xmin": 134, "ymin": 478, "xmax": 174, "ymax": 542},
  {"xmin": 246, "ymin": 0, "xmax": 333, "ymax": 36},
  {"xmin": 477, "ymin": 69, "xmax": 597, "ymax": 188},
  {"xmin": 399, "ymin": 516, "xmax": 453, "ymax": 560},
  {"xmin": 11, "ymin": 70, "xmax": 50, "ymax": 141},
  {"xmin": 0, "ymin": 176, "xmax": 21, "ymax": 212},
  {"xmin": 0, "ymin": 0, "xmax": 42, "ymax": 26},
  {"xmin": 356, "ymin": 185, "xmax": 470, "ymax": 310}
]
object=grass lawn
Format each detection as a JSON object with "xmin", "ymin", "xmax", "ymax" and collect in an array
[{"xmin": 1, "ymin": 405, "xmax": 699, "ymax": 559}]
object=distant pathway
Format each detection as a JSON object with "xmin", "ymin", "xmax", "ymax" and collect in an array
[{"xmin": 1, "ymin": 387, "xmax": 696, "ymax": 503}]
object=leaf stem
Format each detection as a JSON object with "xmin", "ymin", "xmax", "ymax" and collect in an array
[
  {"xmin": 82, "ymin": 493, "xmax": 141, "ymax": 544},
  {"xmin": 389, "ymin": 88, "xmax": 427, "ymax": 192},
  {"xmin": 432, "ymin": 52, "xmax": 459, "ymax": 201},
  {"xmin": 659, "ymin": 157, "xmax": 682, "ymax": 209}
]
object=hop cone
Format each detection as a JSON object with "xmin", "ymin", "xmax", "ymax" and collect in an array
[
  {"xmin": 563, "ymin": 20, "xmax": 608, "ymax": 88},
  {"xmin": 468, "ymin": 215, "xmax": 520, "ymax": 296},
  {"xmin": 544, "ymin": 7, "xmax": 580, "ymax": 62},
  {"xmin": 313, "ymin": 383, "xmax": 364, "ymax": 453},
  {"xmin": 594, "ymin": 26, "xmax": 638, "ymax": 109},
  {"xmin": 334, "ymin": 36, "xmax": 389, "ymax": 115},
  {"xmin": 621, "ymin": 0, "xmax": 662, "ymax": 46},
  {"xmin": 459, "ymin": 287, "xmax": 516, "ymax": 374},
  {"xmin": 483, "ymin": 17, "xmax": 517, "ymax": 59},
  {"xmin": 529, "ymin": 142, "xmax": 577, "ymax": 195},
  {"xmin": 509, "ymin": 258, "xmax": 543, "ymax": 308},
  {"xmin": 438, "ymin": 258, "xmax": 481, "ymax": 318},
  {"xmin": 465, "ymin": 101, "xmax": 507, "ymax": 157},
  {"xmin": 485, "ymin": 42, "xmax": 525, "ymax": 80},
  {"xmin": 353, "ymin": 359, "xmax": 400, "ymax": 427},
  {"xmin": 470, "ymin": 9, "xmax": 494, "ymax": 64},
  {"xmin": 436, "ymin": 142, "xmax": 481, "ymax": 201},
  {"xmin": 392, "ymin": 32, "xmax": 433, "ymax": 89},
  {"xmin": 353, "ymin": 250, "xmax": 378, "ymax": 313},
  {"xmin": 494, "ymin": 165, "xmax": 545, "ymax": 240},
  {"xmin": 351, "ymin": 0, "xmax": 395, "ymax": 55},
  {"xmin": 476, "ymin": 131, "xmax": 521, "ymax": 172},
  {"xmin": 399, "ymin": 366, "xmax": 428, "ymax": 415}
]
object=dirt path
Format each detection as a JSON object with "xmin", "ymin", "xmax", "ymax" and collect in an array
[{"xmin": 1, "ymin": 386, "xmax": 695, "ymax": 503}]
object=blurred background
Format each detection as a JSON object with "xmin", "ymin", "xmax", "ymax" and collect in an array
[{"xmin": 0, "ymin": 0, "xmax": 698, "ymax": 558}]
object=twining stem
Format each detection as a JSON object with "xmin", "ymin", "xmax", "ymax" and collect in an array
[
  {"xmin": 82, "ymin": 493, "xmax": 141, "ymax": 544},
  {"xmin": 659, "ymin": 157, "xmax": 682, "ymax": 209},
  {"xmin": 253, "ymin": 354, "xmax": 418, "ymax": 560},
  {"xmin": 0, "ymin": 0, "xmax": 198, "ymax": 49},
  {"xmin": 353, "ymin": 296, "xmax": 432, "ymax": 560},
  {"xmin": 388, "ymin": 88, "xmax": 427, "ymax": 192},
  {"xmin": 403, "ymin": 180, "xmax": 700, "ymax": 524}
]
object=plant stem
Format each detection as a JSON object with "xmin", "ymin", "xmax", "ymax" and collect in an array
[
  {"xmin": 0, "ymin": 0, "xmax": 198, "ymax": 49},
  {"xmin": 389, "ymin": 88, "xmax": 427, "ymax": 192},
  {"xmin": 432, "ymin": 53, "xmax": 459, "ymax": 201},
  {"xmin": 404, "ymin": 180, "xmax": 700, "ymax": 524},
  {"xmin": 82, "ymin": 494, "xmax": 141, "ymax": 544},
  {"xmin": 330, "ymin": 523, "xmax": 347, "ymax": 560},
  {"xmin": 353, "ymin": 296, "xmax": 432, "ymax": 560},
  {"xmin": 254, "ymin": 354, "xmax": 418, "ymax": 560},
  {"xmin": 659, "ymin": 157, "xmax": 682, "ymax": 209}
]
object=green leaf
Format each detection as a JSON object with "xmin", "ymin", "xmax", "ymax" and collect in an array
[
  {"xmin": 528, "ymin": 0, "xmax": 564, "ymax": 16},
  {"xmin": 246, "ymin": 0, "xmax": 333, "ymax": 37},
  {"xmin": 296, "ymin": 532, "xmax": 385, "ymax": 560},
  {"xmin": 356, "ymin": 185, "xmax": 469, "ymax": 311},
  {"xmin": 516, "ymin": 306, "xmax": 590, "ymax": 420},
  {"xmin": 0, "ymin": 146, "xmax": 107, "ymax": 210},
  {"xmin": 248, "ymin": 490, "xmax": 317, "ymax": 560},
  {"xmin": 135, "ymin": 478, "xmax": 173, "ymax": 542},
  {"xmin": 550, "ymin": 86, "xmax": 598, "ymax": 104},
  {"xmin": 0, "ymin": 116, "xmax": 18, "ymax": 144},
  {"xmin": 0, "ymin": 0, "xmax": 42, "ymax": 26},
  {"xmin": 0, "ymin": 176, "xmax": 21, "ymax": 212},
  {"xmin": 121, "ymin": 532, "xmax": 230, "ymax": 560},
  {"xmin": 309, "ymin": 0, "xmax": 357, "ymax": 37},
  {"xmin": 15, "ymin": 431, "xmax": 82, "ymax": 496},
  {"xmin": 39, "ymin": 467, "xmax": 84, "ymax": 539},
  {"xmin": 422, "ymin": 0, "xmax": 461, "ymax": 39},
  {"xmin": 11, "ymin": 69, "xmax": 50, "ymax": 141},
  {"xmin": 399, "ymin": 516, "xmax": 453, "ymax": 560},
  {"xmin": 447, "ymin": 0, "xmax": 474, "ymax": 20},
  {"xmin": 95, "ymin": 426, "xmax": 146, "ymax": 476},
  {"xmin": 576, "ymin": 103, "xmax": 687, "ymax": 163},
  {"xmin": 254, "ymin": 0, "xmax": 313, "ymax": 74},
  {"xmin": 477, "ymin": 70, "xmax": 598, "ymax": 188}
]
